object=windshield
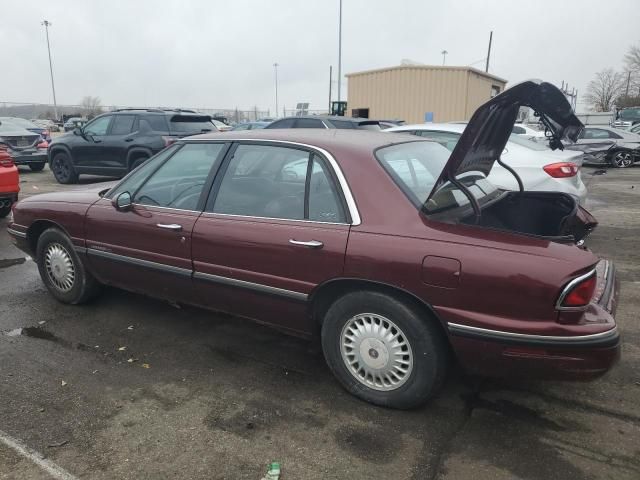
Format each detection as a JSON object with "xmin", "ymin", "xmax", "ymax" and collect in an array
[
  {"xmin": 507, "ymin": 133, "xmax": 549, "ymax": 150},
  {"xmin": 376, "ymin": 141, "xmax": 454, "ymax": 206},
  {"xmin": 620, "ymin": 108, "xmax": 640, "ymax": 120},
  {"xmin": 170, "ymin": 116, "xmax": 216, "ymax": 133}
]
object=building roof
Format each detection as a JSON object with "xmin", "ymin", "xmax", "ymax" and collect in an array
[{"xmin": 346, "ymin": 64, "xmax": 508, "ymax": 84}]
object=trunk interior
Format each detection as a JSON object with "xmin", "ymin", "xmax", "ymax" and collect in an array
[{"xmin": 460, "ymin": 191, "xmax": 597, "ymax": 243}]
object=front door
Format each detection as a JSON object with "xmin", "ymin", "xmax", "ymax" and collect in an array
[
  {"xmin": 191, "ymin": 142, "xmax": 351, "ymax": 335},
  {"xmin": 84, "ymin": 142, "xmax": 227, "ymax": 303},
  {"xmin": 74, "ymin": 114, "xmax": 113, "ymax": 168}
]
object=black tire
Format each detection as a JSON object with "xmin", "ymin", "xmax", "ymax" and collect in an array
[
  {"xmin": 50, "ymin": 152, "xmax": 78, "ymax": 184},
  {"xmin": 610, "ymin": 150, "xmax": 633, "ymax": 168},
  {"xmin": 36, "ymin": 228, "xmax": 101, "ymax": 304},
  {"xmin": 29, "ymin": 162, "xmax": 46, "ymax": 172},
  {"xmin": 0, "ymin": 204, "xmax": 11, "ymax": 218},
  {"xmin": 129, "ymin": 156, "xmax": 148, "ymax": 172},
  {"xmin": 321, "ymin": 291, "xmax": 448, "ymax": 409}
]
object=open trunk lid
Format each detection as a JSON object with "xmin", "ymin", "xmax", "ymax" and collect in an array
[{"xmin": 426, "ymin": 80, "xmax": 584, "ymax": 204}]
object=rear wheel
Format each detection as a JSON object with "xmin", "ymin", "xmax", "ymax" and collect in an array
[
  {"xmin": 0, "ymin": 203, "xmax": 11, "ymax": 218},
  {"xmin": 36, "ymin": 228, "xmax": 101, "ymax": 304},
  {"xmin": 611, "ymin": 151, "xmax": 633, "ymax": 168},
  {"xmin": 321, "ymin": 291, "xmax": 448, "ymax": 409},
  {"xmin": 29, "ymin": 162, "xmax": 46, "ymax": 172},
  {"xmin": 50, "ymin": 152, "xmax": 78, "ymax": 184}
]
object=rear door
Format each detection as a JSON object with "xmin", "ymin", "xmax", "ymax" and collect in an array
[
  {"xmin": 85, "ymin": 142, "xmax": 227, "ymax": 303},
  {"xmin": 99, "ymin": 114, "xmax": 136, "ymax": 173},
  {"xmin": 191, "ymin": 142, "xmax": 351, "ymax": 334}
]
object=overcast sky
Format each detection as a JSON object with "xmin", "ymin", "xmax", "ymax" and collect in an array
[{"xmin": 2, "ymin": 0, "xmax": 638, "ymax": 115}]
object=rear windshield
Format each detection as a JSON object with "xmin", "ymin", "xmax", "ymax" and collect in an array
[
  {"xmin": 169, "ymin": 115, "xmax": 216, "ymax": 133},
  {"xmin": 375, "ymin": 141, "xmax": 451, "ymax": 206},
  {"xmin": 357, "ymin": 122, "xmax": 381, "ymax": 131}
]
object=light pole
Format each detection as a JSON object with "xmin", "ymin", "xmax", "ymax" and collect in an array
[
  {"xmin": 337, "ymin": 0, "xmax": 343, "ymax": 104},
  {"xmin": 42, "ymin": 20, "xmax": 58, "ymax": 121},
  {"xmin": 441, "ymin": 50, "xmax": 448, "ymax": 66},
  {"xmin": 273, "ymin": 63, "xmax": 279, "ymax": 119}
]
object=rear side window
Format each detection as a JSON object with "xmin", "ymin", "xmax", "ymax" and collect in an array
[
  {"xmin": 294, "ymin": 118, "xmax": 325, "ymax": 128},
  {"xmin": 209, "ymin": 144, "xmax": 345, "ymax": 222},
  {"xmin": 327, "ymin": 120, "xmax": 354, "ymax": 129},
  {"xmin": 110, "ymin": 115, "xmax": 135, "ymax": 135},
  {"xmin": 356, "ymin": 122, "xmax": 381, "ymax": 131},
  {"xmin": 169, "ymin": 116, "xmax": 216, "ymax": 134}
]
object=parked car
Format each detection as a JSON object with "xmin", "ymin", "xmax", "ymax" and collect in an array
[
  {"xmin": 231, "ymin": 121, "xmax": 271, "ymax": 131},
  {"xmin": 0, "ymin": 117, "xmax": 51, "ymax": 142},
  {"xmin": 48, "ymin": 109, "xmax": 219, "ymax": 184},
  {"xmin": 512, "ymin": 123, "xmax": 546, "ymax": 140},
  {"xmin": 612, "ymin": 107, "xmax": 640, "ymax": 129},
  {"xmin": 387, "ymin": 123, "xmax": 588, "ymax": 204},
  {"xmin": 266, "ymin": 115, "xmax": 381, "ymax": 130},
  {"xmin": 212, "ymin": 119, "xmax": 233, "ymax": 132},
  {"xmin": 63, "ymin": 117, "xmax": 86, "ymax": 132},
  {"xmin": 8, "ymin": 81, "xmax": 620, "ymax": 409},
  {"xmin": 570, "ymin": 126, "xmax": 640, "ymax": 168},
  {"xmin": 0, "ymin": 146, "xmax": 19, "ymax": 218},
  {"xmin": 0, "ymin": 120, "xmax": 48, "ymax": 171},
  {"xmin": 31, "ymin": 119, "xmax": 60, "ymax": 133}
]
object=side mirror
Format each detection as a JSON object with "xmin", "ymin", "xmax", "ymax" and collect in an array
[
  {"xmin": 73, "ymin": 127, "xmax": 83, "ymax": 136},
  {"xmin": 112, "ymin": 191, "xmax": 132, "ymax": 211}
]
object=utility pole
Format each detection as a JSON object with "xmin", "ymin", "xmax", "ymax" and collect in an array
[
  {"xmin": 441, "ymin": 50, "xmax": 448, "ymax": 66},
  {"xmin": 273, "ymin": 63, "xmax": 279, "ymax": 119},
  {"xmin": 328, "ymin": 65, "xmax": 333, "ymax": 113},
  {"xmin": 337, "ymin": 0, "xmax": 343, "ymax": 103},
  {"xmin": 485, "ymin": 31, "xmax": 493, "ymax": 73},
  {"xmin": 42, "ymin": 20, "xmax": 58, "ymax": 121},
  {"xmin": 625, "ymin": 71, "xmax": 631, "ymax": 97}
]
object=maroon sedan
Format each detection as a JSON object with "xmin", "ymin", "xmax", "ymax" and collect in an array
[{"xmin": 7, "ymin": 81, "xmax": 620, "ymax": 409}]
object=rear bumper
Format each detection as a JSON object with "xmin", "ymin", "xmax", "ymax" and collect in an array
[
  {"xmin": 11, "ymin": 151, "xmax": 47, "ymax": 165},
  {"xmin": 447, "ymin": 259, "xmax": 621, "ymax": 380}
]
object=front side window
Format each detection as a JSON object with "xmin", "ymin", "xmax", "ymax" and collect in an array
[
  {"xmin": 210, "ymin": 144, "xmax": 346, "ymax": 222},
  {"xmin": 110, "ymin": 115, "xmax": 135, "ymax": 135},
  {"xmin": 84, "ymin": 115, "xmax": 112, "ymax": 136},
  {"xmin": 133, "ymin": 143, "xmax": 224, "ymax": 210}
]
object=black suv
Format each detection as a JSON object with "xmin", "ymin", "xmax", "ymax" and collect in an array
[
  {"xmin": 265, "ymin": 115, "xmax": 381, "ymax": 130},
  {"xmin": 48, "ymin": 109, "xmax": 217, "ymax": 184}
]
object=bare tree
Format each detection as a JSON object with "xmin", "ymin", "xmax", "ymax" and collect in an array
[
  {"xmin": 583, "ymin": 69, "xmax": 625, "ymax": 112},
  {"xmin": 80, "ymin": 96, "xmax": 103, "ymax": 119}
]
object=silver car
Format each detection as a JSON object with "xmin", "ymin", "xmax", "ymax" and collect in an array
[{"xmin": 573, "ymin": 126, "xmax": 640, "ymax": 168}]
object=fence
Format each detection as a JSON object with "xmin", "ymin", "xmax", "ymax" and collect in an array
[{"xmin": 0, "ymin": 102, "xmax": 271, "ymax": 123}]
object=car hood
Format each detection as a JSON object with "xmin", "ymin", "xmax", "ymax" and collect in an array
[
  {"xmin": 20, "ymin": 182, "xmax": 117, "ymax": 205},
  {"xmin": 426, "ymin": 80, "xmax": 583, "ymax": 204}
]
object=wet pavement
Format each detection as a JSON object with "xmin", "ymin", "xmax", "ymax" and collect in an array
[{"xmin": 0, "ymin": 164, "xmax": 639, "ymax": 479}]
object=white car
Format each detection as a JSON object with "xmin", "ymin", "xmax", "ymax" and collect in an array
[
  {"xmin": 386, "ymin": 123, "xmax": 588, "ymax": 205},
  {"xmin": 512, "ymin": 123, "xmax": 546, "ymax": 140}
]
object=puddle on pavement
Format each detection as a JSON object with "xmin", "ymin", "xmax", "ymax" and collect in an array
[
  {"xmin": 0, "ymin": 257, "xmax": 27, "ymax": 269},
  {"xmin": 4, "ymin": 326, "xmax": 90, "ymax": 351}
]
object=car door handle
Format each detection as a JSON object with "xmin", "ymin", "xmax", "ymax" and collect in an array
[
  {"xmin": 125, "ymin": 138, "xmax": 134, "ymax": 142},
  {"xmin": 157, "ymin": 223, "xmax": 183, "ymax": 231},
  {"xmin": 289, "ymin": 239, "xmax": 323, "ymax": 249}
]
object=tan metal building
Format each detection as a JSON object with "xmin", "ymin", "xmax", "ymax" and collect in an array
[{"xmin": 346, "ymin": 65, "xmax": 508, "ymax": 123}]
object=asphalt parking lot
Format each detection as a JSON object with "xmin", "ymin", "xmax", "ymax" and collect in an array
[{"xmin": 1, "ymin": 164, "xmax": 639, "ymax": 480}]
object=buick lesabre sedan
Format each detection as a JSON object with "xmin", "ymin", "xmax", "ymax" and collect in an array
[{"xmin": 8, "ymin": 81, "xmax": 620, "ymax": 409}]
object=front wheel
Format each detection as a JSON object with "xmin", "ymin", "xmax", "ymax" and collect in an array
[
  {"xmin": 50, "ymin": 152, "xmax": 78, "ymax": 184},
  {"xmin": 36, "ymin": 228, "xmax": 101, "ymax": 304},
  {"xmin": 321, "ymin": 291, "xmax": 448, "ymax": 409},
  {"xmin": 611, "ymin": 151, "xmax": 634, "ymax": 168}
]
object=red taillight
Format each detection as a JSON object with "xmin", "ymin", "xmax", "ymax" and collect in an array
[
  {"xmin": 37, "ymin": 140, "xmax": 49, "ymax": 149},
  {"xmin": 558, "ymin": 273, "xmax": 597, "ymax": 309},
  {"xmin": 0, "ymin": 148, "xmax": 14, "ymax": 167},
  {"xmin": 543, "ymin": 162, "xmax": 579, "ymax": 178}
]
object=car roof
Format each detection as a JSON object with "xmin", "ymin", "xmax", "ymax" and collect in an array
[
  {"xmin": 275, "ymin": 115, "xmax": 378, "ymax": 124},
  {"xmin": 183, "ymin": 128, "xmax": 430, "ymax": 152}
]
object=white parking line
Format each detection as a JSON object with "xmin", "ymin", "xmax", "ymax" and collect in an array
[{"xmin": 0, "ymin": 429, "xmax": 78, "ymax": 480}]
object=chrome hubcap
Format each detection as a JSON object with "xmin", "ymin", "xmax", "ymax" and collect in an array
[
  {"xmin": 614, "ymin": 152, "xmax": 632, "ymax": 168},
  {"xmin": 44, "ymin": 243, "xmax": 75, "ymax": 291},
  {"xmin": 340, "ymin": 314, "xmax": 413, "ymax": 391}
]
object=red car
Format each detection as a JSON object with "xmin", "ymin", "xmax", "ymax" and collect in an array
[
  {"xmin": 0, "ymin": 146, "xmax": 19, "ymax": 218},
  {"xmin": 7, "ymin": 81, "xmax": 620, "ymax": 409}
]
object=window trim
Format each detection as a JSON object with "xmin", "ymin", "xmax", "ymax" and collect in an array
[{"xmin": 199, "ymin": 139, "xmax": 358, "ymax": 225}]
